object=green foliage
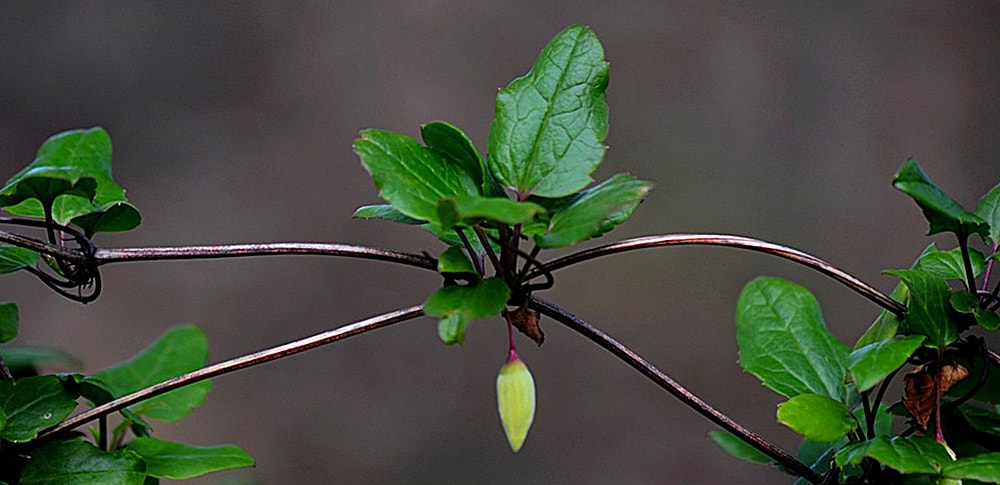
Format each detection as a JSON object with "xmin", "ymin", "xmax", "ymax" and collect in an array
[
  {"xmin": 20, "ymin": 440, "xmax": 146, "ymax": 485},
  {"xmin": 0, "ymin": 247, "xmax": 39, "ymax": 275},
  {"xmin": 533, "ymin": 173, "xmax": 653, "ymax": 249},
  {"xmin": 735, "ymin": 277, "xmax": 850, "ymax": 402},
  {"xmin": 425, "ymin": 278, "xmax": 510, "ymax": 345},
  {"xmin": 93, "ymin": 325, "xmax": 211, "ymax": 422},
  {"xmin": 977, "ymin": 183, "xmax": 1000, "ymax": 243},
  {"xmin": 707, "ymin": 430, "xmax": 772, "ymax": 465},
  {"xmin": 0, "ymin": 376, "xmax": 77, "ymax": 442},
  {"xmin": 836, "ymin": 436, "xmax": 952, "ymax": 475},
  {"xmin": 918, "ymin": 245, "xmax": 985, "ymax": 281},
  {"xmin": 777, "ymin": 393, "xmax": 856, "ymax": 443},
  {"xmin": 892, "ymin": 158, "xmax": 988, "ymax": 240},
  {"xmin": 125, "ymin": 437, "xmax": 255, "ymax": 479},
  {"xmin": 847, "ymin": 335, "xmax": 925, "ymax": 392},
  {"xmin": 0, "ymin": 303, "xmax": 17, "ymax": 344},
  {"xmin": 884, "ymin": 269, "xmax": 959, "ymax": 350}
]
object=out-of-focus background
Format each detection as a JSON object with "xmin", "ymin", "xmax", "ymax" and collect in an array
[{"xmin": 1, "ymin": 2, "xmax": 998, "ymax": 483}]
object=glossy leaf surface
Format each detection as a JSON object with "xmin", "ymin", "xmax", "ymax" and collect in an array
[
  {"xmin": 126, "ymin": 437, "xmax": 254, "ymax": 480},
  {"xmin": 436, "ymin": 195, "xmax": 544, "ymax": 230},
  {"xmin": 943, "ymin": 453, "xmax": 1000, "ymax": 483},
  {"xmin": 421, "ymin": 121, "xmax": 501, "ymax": 196},
  {"xmin": 835, "ymin": 436, "xmax": 952, "ymax": 475},
  {"xmin": 533, "ymin": 173, "xmax": 652, "ymax": 248},
  {"xmin": 488, "ymin": 25, "xmax": 609, "ymax": 197},
  {"xmin": 93, "ymin": 325, "xmax": 211, "ymax": 422},
  {"xmin": 425, "ymin": 278, "xmax": 510, "ymax": 345},
  {"xmin": 736, "ymin": 277, "xmax": 850, "ymax": 402},
  {"xmin": 885, "ymin": 269, "xmax": 959, "ymax": 349},
  {"xmin": 0, "ymin": 375, "xmax": 77, "ymax": 442},
  {"xmin": 847, "ymin": 335, "xmax": 925, "ymax": 392},
  {"xmin": 20, "ymin": 440, "xmax": 145, "ymax": 485},
  {"xmin": 977, "ymin": 182, "xmax": 1000, "ymax": 243},
  {"xmin": 918, "ymin": 246, "xmax": 984, "ymax": 281},
  {"xmin": 776, "ymin": 393, "xmax": 856, "ymax": 442},
  {"xmin": 893, "ymin": 158, "xmax": 989, "ymax": 239},
  {"xmin": 0, "ymin": 247, "xmax": 39, "ymax": 275}
]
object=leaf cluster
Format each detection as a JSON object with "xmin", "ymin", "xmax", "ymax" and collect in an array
[{"xmin": 722, "ymin": 161, "xmax": 1000, "ymax": 483}]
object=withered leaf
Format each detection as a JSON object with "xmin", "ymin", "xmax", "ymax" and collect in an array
[
  {"xmin": 903, "ymin": 364, "xmax": 969, "ymax": 430},
  {"xmin": 505, "ymin": 307, "xmax": 544, "ymax": 346}
]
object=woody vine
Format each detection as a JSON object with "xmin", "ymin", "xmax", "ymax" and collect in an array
[{"xmin": 0, "ymin": 26, "xmax": 999, "ymax": 484}]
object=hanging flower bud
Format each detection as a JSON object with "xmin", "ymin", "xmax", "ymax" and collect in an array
[{"xmin": 496, "ymin": 352, "xmax": 536, "ymax": 452}]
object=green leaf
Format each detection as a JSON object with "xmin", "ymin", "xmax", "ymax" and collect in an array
[
  {"xmin": 835, "ymin": 436, "xmax": 953, "ymax": 475},
  {"xmin": 126, "ymin": 437, "xmax": 254, "ymax": 480},
  {"xmin": 884, "ymin": 269, "xmax": 960, "ymax": 349},
  {"xmin": 893, "ymin": 158, "xmax": 989, "ymax": 239},
  {"xmin": 776, "ymin": 393, "xmax": 856, "ymax": 442},
  {"xmin": 950, "ymin": 291, "xmax": 1000, "ymax": 330},
  {"xmin": 70, "ymin": 200, "xmax": 142, "ymax": 236},
  {"xmin": 354, "ymin": 129, "xmax": 480, "ymax": 226},
  {"xmin": 0, "ymin": 302, "xmax": 17, "ymax": 344},
  {"xmin": 847, "ymin": 335, "xmax": 926, "ymax": 392},
  {"xmin": 422, "ymin": 224, "xmax": 501, "ymax": 254},
  {"xmin": 421, "ymin": 121, "xmax": 502, "ymax": 197},
  {"xmin": 736, "ymin": 277, "xmax": 850, "ymax": 402},
  {"xmin": 0, "ymin": 247, "xmax": 39, "ymax": 275},
  {"xmin": 0, "ymin": 347, "xmax": 78, "ymax": 374},
  {"xmin": 352, "ymin": 204, "xmax": 425, "ymax": 224},
  {"xmin": 977, "ymin": 182, "xmax": 1000, "ymax": 243},
  {"xmin": 20, "ymin": 439, "xmax": 146, "ymax": 485},
  {"xmin": 487, "ymin": 25, "xmax": 609, "ymax": 198},
  {"xmin": 93, "ymin": 325, "xmax": 211, "ymax": 422},
  {"xmin": 0, "ymin": 375, "xmax": 78, "ymax": 442},
  {"xmin": 855, "ymin": 244, "xmax": 934, "ymax": 349},
  {"xmin": 437, "ymin": 246, "xmax": 477, "ymax": 276},
  {"xmin": 436, "ymin": 195, "xmax": 544, "ymax": 230},
  {"xmin": 943, "ymin": 452, "xmax": 1000, "ymax": 483},
  {"xmin": 961, "ymin": 406, "xmax": 1000, "ymax": 437},
  {"xmin": 533, "ymin": 173, "xmax": 653, "ymax": 249},
  {"xmin": 1, "ymin": 128, "xmax": 140, "ymax": 234},
  {"xmin": 707, "ymin": 430, "xmax": 772, "ymax": 465},
  {"xmin": 496, "ymin": 355, "xmax": 535, "ymax": 452},
  {"xmin": 425, "ymin": 278, "xmax": 510, "ymax": 345},
  {"xmin": 919, "ymin": 246, "xmax": 985, "ymax": 281}
]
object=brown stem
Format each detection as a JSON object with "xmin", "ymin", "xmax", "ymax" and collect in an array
[
  {"xmin": 526, "ymin": 234, "xmax": 906, "ymax": 316},
  {"xmin": 528, "ymin": 296, "xmax": 823, "ymax": 484},
  {"xmin": 39, "ymin": 305, "xmax": 425, "ymax": 438}
]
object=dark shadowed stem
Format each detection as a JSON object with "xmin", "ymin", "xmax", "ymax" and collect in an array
[
  {"xmin": 40, "ymin": 305, "xmax": 425, "ymax": 439},
  {"xmin": 0, "ymin": 229, "xmax": 80, "ymax": 261},
  {"xmin": 957, "ymin": 234, "xmax": 977, "ymax": 295},
  {"xmin": 474, "ymin": 225, "xmax": 502, "ymax": 276},
  {"xmin": 861, "ymin": 391, "xmax": 874, "ymax": 439},
  {"xmin": 455, "ymin": 228, "xmax": 485, "ymax": 276},
  {"xmin": 526, "ymin": 234, "xmax": 906, "ymax": 317},
  {"xmin": 528, "ymin": 296, "xmax": 823, "ymax": 484}
]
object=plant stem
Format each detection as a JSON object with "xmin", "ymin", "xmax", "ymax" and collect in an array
[
  {"xmin": 95, "ymin": 243, "xmax": 436, "ymax": 270},
  {"xmin": 474, "ymin": 225, "xmax": 502, "ymax": 276},
  {"xmin": 455, "ymin": 228, "xmax": 485, "ymax": 276},
  {"xmin": 526, "ymin": 234, "xmax": 906, "ymax": 316},
  {"xmin": 957, "ymin": 233, "xmax": 977, "ymax": 294},
  {"xmin": 39, "ymin": 305, "xmax": 425, "ymax": 438},
  {"xmin": 528, "ymin": 296, "xmax": 823, "ymax": 484}
]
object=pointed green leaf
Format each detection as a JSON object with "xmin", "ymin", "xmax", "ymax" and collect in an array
[
  {"xmin": 0, "ymin": 302, "xmax": 17, "ymax": 344},
  {"xmin": 422, "ymin": 224, "xmax": 501, "ymax": 254},
  {"xmin": 487, "ymin": 25, "xmax": 609, "ymax": 198},
  {"xmin": 0, "ymin": 347, "xmax": 78, "ymax": 375},
  {"xmin": 847, "ymin": 335, "xmax": 925, "ymax": 392},
  {"xmin": 736, "ymin": 277, "xmax": 850, "ymax": 402},
  {"xmin": 776, "ymin": 393, "xmax": 856, "ymax": 442},
  {"xmin": 976, "ymin": 311, "xmax": 1000, "ymax": 330},
  {"xmin": 93, "ymin": 325, "xmax": 211, "ymax": 422},
  {"xmin": 421, "ymin": 121, "xmax": 503, "ymax": 197},
  {"xmin": 977, "ymin": 183, "xmax": 1000, "ymax": 243},
  {"xmin": 0, "ymin": 375, "xmax": 77, "ymax": 442},
  {"xmin": 437, "ymin": 246, "xmax": 477, "ymax": 276},
  {"xmin": 950, "ymin": 291, "xmax": 1000, "ymax": 330},
  {"xmin": 961, "ymin": 406, "xmax": 1000, "ymax": 437},
  {"xmin": 126, "ymin": 437, "xmax": 254, "ymax": 480},
  {"xmin": 707, "ymin": 430, "xmax": 772, "ymax": 465},
  {"xmin": 436, "ymin": 195, "xmax": 544, "ymax": 230},
  {"xmin": 918, "ymin": 246, "xmax": 985, "ymax": 281},
  {"xmin": 533, "ymin": 173, "xmax": 653, "ymax": 249},
  {"xmin": 1, "ymin": 128, "xmax": 140, "ymax": 234},
  {"xmin": 855, "ymin": 244, "xmax": 934, "ymax": 349},
  {"xmin": 835, "ymin": 436, "xmax": 952, "ymax": 474},
  {"xmin": 943, "ymin": 452, "xmax": 1000, "ymax": 483},
  {"xmin": 352, "ymin": 204, "xmax": 425, "ymax": 224},
  {"xmin": 354, "ymin": 129, "xmax": 480, "ymax": 226},
  {"xmin": 0, "ymin": 247, "xmax": 39, "ymax": 275},
  {"xmin": 496, "ymin": 356, "xmax": 535, "ymax": 452},
  {"xmin": 20, "ymin": 440, "xmax": 146, "ymax": 485},
  {"xmin": 884, "ymin": 270, "xmax": 959, "ymax": 349},
  {"xmin": 893, "ymin": 158, "xmax": 989, "ymax": 239},
  {"xmin": 425, "ymin": 278, "xmax": 510, "ymax": 345}
]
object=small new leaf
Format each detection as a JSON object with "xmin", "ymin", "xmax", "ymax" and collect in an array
[
  {"xmin": 93, "ymin": 325, "xmax": 211, "ymax": 422},
  {"xmin": 884, "ymin": 269, "xmax": 959, "ymax": 349},
  {"xmin": 893, "ymin": 158, "xmax": 989, "ymax": 239},
  {"xmin": 488, "ymin": 25, "xmax": 609, "ymax": 198},
  {"xmin": 421, "ymin": 121, "xmax": 502, "ymax": 197},
  {"xmin": 736, "ymin": 277, "xmax": 850, "ymax": 402},
  {"xmin": 425, "ymin": 278, "xmax": 510, "ymax": 345},
  {"xmin": 352, "ymin": 204, "xmax": 426, "ymax": 224},
  {"xmin": 437, "ymin": 246, "xmax": 477, "ymax": 276},
  {"xmin": 776, "ymin": 393, "xmax": 856, "ymax": 442},
  {"xmin": 918, "ymin": 245, "xmax": 985, "ymax": 281},
  {"xmin": 496, "ymin": 355, "xmax": 535, "ymax": 452},
  {"xmin": 847, "ymin": 335, "xmax": 925, "ymax": 392},
  {"xmin": 354, "ymin": 129, "xmax": 480, "ymax": 226},
  {"xmin": 533, "ymin": 173, "xmax": 653, "ymax": 249},
  {"xmin": 126, "ymin": 437, "xmax": 255, "ymax": 480},
  {"xmin": 436, "ymin": 195, "xmax": 544, "ymax": 231}
]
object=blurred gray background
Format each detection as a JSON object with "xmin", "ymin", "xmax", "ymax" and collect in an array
[{"xmin": 2, "ymin": 2, "xmax": 998, "ymax": 483}]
